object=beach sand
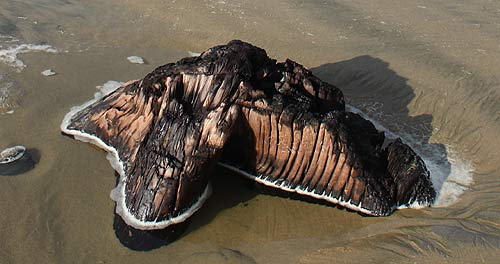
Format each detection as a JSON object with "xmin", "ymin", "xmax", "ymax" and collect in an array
[{"xmin": 0, "ymin": 0, "xmax": 499, "ymax": 263}]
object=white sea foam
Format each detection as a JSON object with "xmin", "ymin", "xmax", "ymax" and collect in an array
[
  {"xmin": 188, "ymin": 51, "xmax": 201, "ymax": 57},
  {"xmin": 0, "ymin": 43, "xmax": 57, "ymax": 71},
  {"xmin": 41, "ymin": 69, "xmax": 56, "ymax": 76},
  {"xmin": 95, "ymin": 80, "xmax": 124, "ymax": 99},
  {"xmin": 432, "ymin": 150, "xmax": 474, "ymax": 207},
  {"xmin": 61, "ymin": 80, "xmax": 213, "ymax": 230},
  {"xmin": 0, "ymin": 34, "xmax": 19, "ymax": 43},
  {"xmin": 0, "ymin": 73, "xmax": 18, "ymax": 114},
  {"xmin": 346, "ymin": 105, "xmax": 474, "ymax": 208},
  {"xmin": 126, "ymin": 56, "xmax": 145, "ymax": 64}
]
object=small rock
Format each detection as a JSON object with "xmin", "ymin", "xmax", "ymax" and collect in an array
[
  {"xmin": 0, "ymin": 145, "xmax": 36, "ymax": 176},
  {"xmin": 126, "ymin": 56, "xmax": 145, "ymax": 64},
  {"xmin": 41, "ymin": 69, "xmax": 56, "ymax": 76},
  {"xmin": 0, "ymin": 145, "xmax": 26, "ymax": 164}
]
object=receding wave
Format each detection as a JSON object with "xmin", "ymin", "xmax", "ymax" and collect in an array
[
  {"xmin": 347, "ymin": 105, "xmax": 474, "ymax": 208},
  {"xmin": 0, "ymin": 39, "xmax": 57, "ymax": 71},
  {"xmin": 0, "ymin": 73, "xmax": 19, "ymax": 114}
]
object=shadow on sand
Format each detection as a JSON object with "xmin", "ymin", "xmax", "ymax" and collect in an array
[{"xmin": 113, "ymin": 167, "xmax": 257, "ymax": 251}]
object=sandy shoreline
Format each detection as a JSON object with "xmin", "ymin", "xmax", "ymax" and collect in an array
[{"xmin": 0, "ymin": 0, "xmax": 499, "ymax": 263}]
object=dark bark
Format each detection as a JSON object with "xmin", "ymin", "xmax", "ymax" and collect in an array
[{"xmin": 64, "ymin": 40, "xmax": 435, "ymax": 228}]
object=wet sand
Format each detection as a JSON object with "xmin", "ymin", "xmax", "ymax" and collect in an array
[{"xmin": 0, "ymin": 0, "xmax": 499, "ymax": 263}]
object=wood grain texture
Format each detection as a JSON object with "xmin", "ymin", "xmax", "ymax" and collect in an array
[{"xmin": 64, "ymin": 40, "xmax": 435, "ymax": 227}]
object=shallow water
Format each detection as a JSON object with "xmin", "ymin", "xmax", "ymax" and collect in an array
[{"xmin": 0, "ymin": 0, "xmax": 499, "ymax": 263}]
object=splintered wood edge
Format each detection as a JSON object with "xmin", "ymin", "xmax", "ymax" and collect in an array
[
  {"xmin": 218, "ymin": 163, "xmax": 428, "ymax": 215},
  {"xmin": 60, "ymin": 84, "xmax": 213, "ymax": 230}
]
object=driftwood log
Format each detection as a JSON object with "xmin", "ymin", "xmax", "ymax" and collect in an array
[{"xmin": 61, "ymin": 40, "xmax": 435, "ymax": 230}]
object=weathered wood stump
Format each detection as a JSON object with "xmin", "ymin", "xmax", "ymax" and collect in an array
[{"xmin": 61, "ymin": 40, "xmax": 435, "ymax": 230}]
